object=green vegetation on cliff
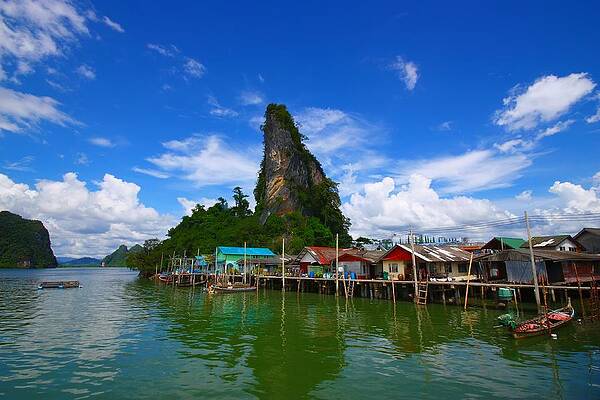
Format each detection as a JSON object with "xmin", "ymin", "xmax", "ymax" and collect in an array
[
  {"xmin": 0, "ymin": 211, "xmax": 57, "ymax": 268},
  {"xmin": 128, "ymin": 104, "xmax": 352, "ymax": 276},
  {"xmin": 102, "ymin": 244, "xmax": 143, "ymax": 267},
  {"xmin": 127, "ymin": 188, "xmax": 336, "ymax": 276}
]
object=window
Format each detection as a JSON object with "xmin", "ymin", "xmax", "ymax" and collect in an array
[
  {"xmin": 569, "ymin": 247, "xmax": 576, "ymax": 252},
  {"xmin": 458, "ymin": 263, "xmax": 468, "ymax": 273},
  {"xmin": 390, "ymin": 263, "xmax": 399, "ymax": 273},
  {"xmin": 559, "ymin": 246, "xmax": 566, "ymax": 251},
  {"xmin": 445, "ymin": 263, "xmax": 452, "ymax": 274}
]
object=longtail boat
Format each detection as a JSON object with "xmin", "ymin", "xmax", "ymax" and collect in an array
[
  {"xmin": 37, "ymin": 280, "xmax": 81, "ymax": 289},
  {"xmin": 512, "ymin": 299, "xmax": 574, "ymax": 339},
  {"xmin": 209, "ymin": 283, "xmax": 256, "ymax": 293}
]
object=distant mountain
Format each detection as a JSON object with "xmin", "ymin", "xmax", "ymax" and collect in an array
[
  {"xmin": 59, "ymin": 257, "xmax": 101, "ymax": 266},
  {"xmin": 57, "ymin": 256, "xmax": 76, "ymax": 264},
  {"xmin": 102, "ymin": 244, "xmax": 143, "ymax": 267},
  {"xmin": 0, "ymin": 211, "xmax": 58, "ymax": 268}
]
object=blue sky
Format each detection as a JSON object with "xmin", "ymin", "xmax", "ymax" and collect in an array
[{"xmin": 1, "ymin": 0, "xmax": 600, "ymax": 257}]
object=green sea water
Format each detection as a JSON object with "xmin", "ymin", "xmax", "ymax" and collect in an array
[{"xmin": 1, "ymin": 268, "xmax": 599, "ymax": 399}]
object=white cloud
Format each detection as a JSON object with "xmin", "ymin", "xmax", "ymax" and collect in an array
[
  {"xmin": 0, "ymin": 86, "xmax": 76, "ymax": 133},
  {"xmin": 207, "ymin": 95, "xmax": 238, "ymax": 118},
  {"xmin": 76, "ymin": 64, "xmax": 95, "ymax": 80},
  {"xmin": 0, "ymin": 0, "xmax": 89, "ymax": 74},
  {"xmin": 515, "ymin": 190, "xmax": 532, "ymax": 201},
  {"xmin": 239, "ymin": 90, "xmax": 263, "ymax": 105},
  {"xmin": 102, "ymin": 16, "xmax": 124, "ymax": 33},
  {"xmin": 548, "ymin": 179, "xmax": 600, "ymax": 213},
  {"xmin": 342, "ymin": 175, "xmax": 511, "ymax": 238},
  {"xmin": 0, "ymin": 172, "xmax": 175, "ymax": 257},
  {"xmin": 3, "ymin": 155, "xmax": 34, "ymax": 171},
  {"xmin": 146, "ymin": 43, "xmax": 179, "ymax": 57},
  {"xmin": 132, "ymin": 166, "xmax": 169, "ymax": 179},
  {"xmin": 89, "ymin": 137, "xmax": 114, "ymax": 147},
  {"xmin": 248, "ymin": 115, "xmax": 263, "ymax": 131},
  {"xmin": 294, "ymin": 107, "xmax": 376, "ymax": 156},
  {"xmin": 183, "ymin": 57, "xmax": 205, "ymax": 78},
  {"xmin": 396, "ymin": 149, "xmax": 531, "ymax": 194},
  {"xmin": 390, "ymin": 56, "xmax": 419, "ymax": 91},
  {"xmin": 147, "ymin": 134, "xmax": 260, "ymax": 187},
  {"xmin": 177, "ymin": 197, "xmax": 218, "ymax": 216},
  {"xmin": 535, "ymin": 119, "xmax": 574, "ymax": 140},
  {"xmin": 586, "ymin": 107, "xmax": 600, "ymax": 124},
  {"xmin": 494, "ymin": 73, "xmax": 595, "ymax": 131}
]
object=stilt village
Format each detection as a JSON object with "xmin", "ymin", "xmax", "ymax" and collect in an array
[{"xmin": 153, "ymin": 223, "xmax": 600, "ymax": 336}]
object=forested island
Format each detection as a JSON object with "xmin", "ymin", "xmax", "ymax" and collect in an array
[{"xmin": 127, "ymin": 104, "xmax": 351, "ymax": 276}]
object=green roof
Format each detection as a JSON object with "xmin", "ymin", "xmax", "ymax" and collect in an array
[{"xmin": 495, "ymin": 237, "xmax": 526, "ymax": 249}]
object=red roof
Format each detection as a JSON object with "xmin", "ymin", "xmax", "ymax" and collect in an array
[{"xmin": 301, "ymin": 246, "xmax": 356, "ymax": 265}]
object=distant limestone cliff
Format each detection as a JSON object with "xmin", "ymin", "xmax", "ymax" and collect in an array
[
  {"xmin": 254, "ymin": 104, "xmax": 351, "ymax": 243},
  {"xmin": 0, "ymin": 211, "xmax": 58, "ymax": 268},
  {"xmin": 102, "ymin": 244, "xmax": 143, "ymax": 267}
]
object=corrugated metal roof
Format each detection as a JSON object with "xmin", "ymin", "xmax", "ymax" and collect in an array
[
  {"xmin": 482, "ymin": 237, "xmax": 526, "ymax": 249},
  {"xmin": 476, "ymin": 248, "xmax": 600, "ymax": 262},
  {"xmin": 217, "ymin": 246, "xmax": 275, "ymax": 256},
  {"xmin": 575, "ymin": 228, "xmax": 600, "ymax": 238},
  {"xmin": 521, "ymin": 235, "xmax": 573, "ymax": 248},
  {"xmin": 395, "ymin": 244, "xmax": 471, "ymax": 263}
]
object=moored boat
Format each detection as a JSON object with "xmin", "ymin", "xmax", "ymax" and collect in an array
[
  {"xmin": 512, "ymin": 300, "xmax": 574, "ymax": 339},
  {"xmin": 37, "ymin": 280, "xmax": 81, "ymax": 289},
  {"xmin": 209, "ymin": 283, "xmax": 256, "ymax": 293}
]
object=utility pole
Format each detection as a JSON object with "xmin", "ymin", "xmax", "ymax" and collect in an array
[
  {"xmin": 244, "ymin": 241, "xmax": 247, "ymax": 285},
  {"xmin": 282, "ymin": 237, "xmax": 286, "ymax": 292},
  {"xmin": 335, "ymin": 233, "xmax": 339, "ymax": 296},
  {"xmin": 525, "ymin": 211, "xmax": 542, "ymax": 313},
  {"xmin": 409, "ymin": 229, "xmax": 418, "ymax": 301}
]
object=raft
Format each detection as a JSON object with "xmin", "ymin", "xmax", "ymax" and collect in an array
[{"xmin": 37, "ymin": 281, "xmax": 81, "ymax": 289}]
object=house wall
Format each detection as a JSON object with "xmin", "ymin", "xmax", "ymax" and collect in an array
[
  {"xmin": 382, "ymin": 260, "xmax": 409, "ymax": 280},
  {"xmin": 339, "ymin": 260, "xmax": 368, "ymax": 276},
  {"xmin": 576, "ymin": 232, "xmax": 600, "ymax": 253},
  {"xmin": 425, "ymin": 261, "xmax": 471, "ymax": 279}
]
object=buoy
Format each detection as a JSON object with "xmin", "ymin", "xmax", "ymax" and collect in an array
[{"xmin": 551, "ymin": 333, "xmax": 558, "ymax": 339}]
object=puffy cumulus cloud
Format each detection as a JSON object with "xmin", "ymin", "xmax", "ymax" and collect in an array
[
  {"xmin": 494, "ymin": 73, "xmax": 595, "ymax": 131},
  {"xmin": 146, "ymin": 134, "xmax": 260, "ymax": 187},
  {"xmin": 342, "ymin": 175, "xmax": 511, "ymax": 238},
  {"xmin": 0, "ymin": 172, "xmax": 175, "ymax": 257},
  {"xmin": 0, "ymin": 86, "xmax": 76, "ymax": 133},
  {"xmin": 390, "ymin": 56, "xmax": 419, "ymax": 91},
  {"xmin": 177, "ymin": 196, "xmax": 218, "ymax": 216},
  {"xmin": 396, "ymin": 149, "xmax": 531, "ymax": 194},
  {"xmin": 548, "ymin": 180, "xmax": 600, "ymax": 213},
  {"xmin": 0, "ymin": 0, "xmax": 89, "ymax": 74}
]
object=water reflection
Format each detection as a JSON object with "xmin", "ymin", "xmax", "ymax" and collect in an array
[{"xmin": 1, "ymin": 269, "xmax": 599, "ymax": 399}]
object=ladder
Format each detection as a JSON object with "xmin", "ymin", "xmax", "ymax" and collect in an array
[
  {"xmin": 416, "ymin": 281, "xmax": 428, "ymax": 305},
  {"xmin": 347, "ymin": 279, "xmax": 355, "ymax": 298},
  {"xmin": 590, "ymin": 279, "xmax": 599, "ymax": 321}
]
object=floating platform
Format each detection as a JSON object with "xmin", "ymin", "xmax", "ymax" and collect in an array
[{"xmin": 37, "ymin": 280, "xmax": 81, "ymax": 289}]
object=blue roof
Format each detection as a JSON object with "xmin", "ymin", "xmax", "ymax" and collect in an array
[{"xmin": 217, "ymin": 246, "xmax": 275, "ymax": 256}]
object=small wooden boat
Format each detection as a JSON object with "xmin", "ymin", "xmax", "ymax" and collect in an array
[
  {"xmin": 512, "ymin": 300, "xmax": 574, "ymax": 339},
  {"xmin": 158, "ymin": 273, "xmax": 173, "ymax": 283},
  {"xmin": 37, "ymin": 280, "xmax": 81, "ymax": 289},
  {"xmin": 209, "ymin": 284, "xmax": 256, "ymax": 293}
]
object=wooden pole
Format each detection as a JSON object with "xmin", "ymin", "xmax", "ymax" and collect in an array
[
  {"xmin": 282, "ymin": 237, "xmax": 286, "ymax": 292},
  {"xmin": 335, "ymin": 233, "xmax": 339, "ymax": 297},
  {"xmin": 525, "ymin": 211, "xmax": 542, "ymax": 313},
  {"xmin": 573, "ymin": 261, "xmax": 586, "ymax": 318},
  {"xmin": 391, "ymin": 280, "xmax": 396, "ymax": 303},
  {"xmin": 463, "ymin": 252, "xmax": 474, "ymax": 310},
  {"xmin": 410, "ymin": 229, "xmax": 418, "ymax": 301},
  {"xmin": 244, "ymin": 241, "xmax": 247, "ymax": 285}
]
